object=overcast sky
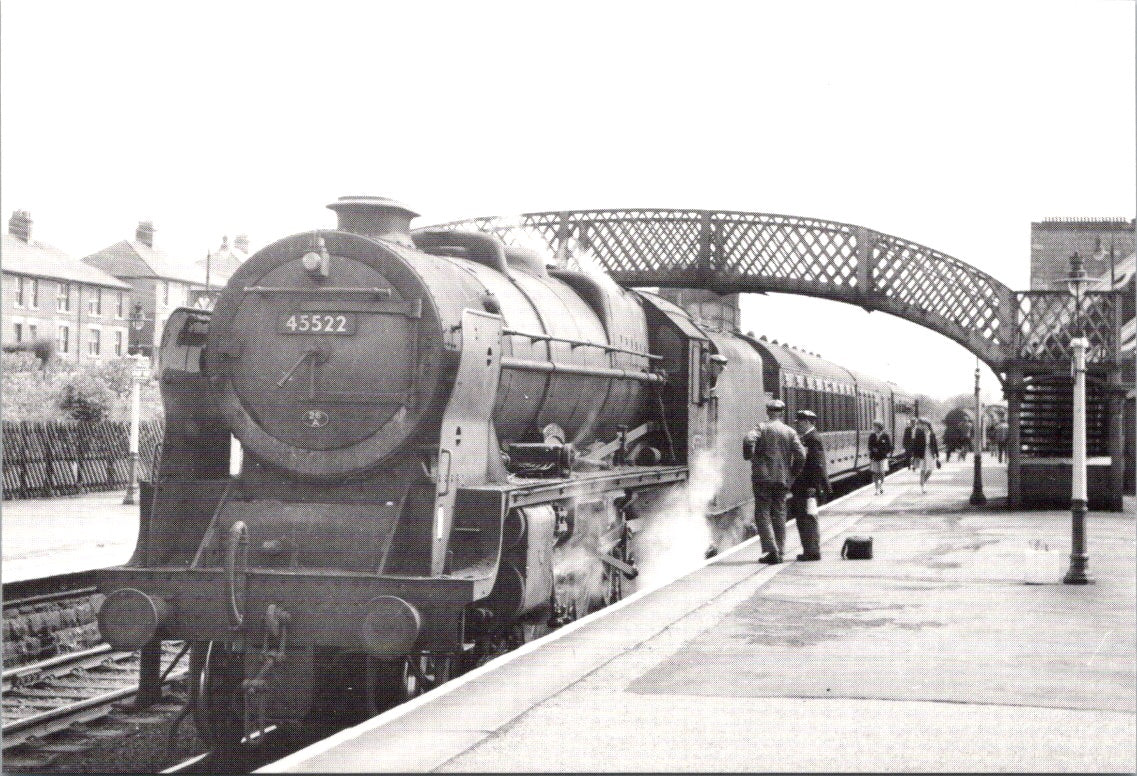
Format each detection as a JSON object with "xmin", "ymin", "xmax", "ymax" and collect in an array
[{"xmin": 2, "ymin": 0, "xmax": 1133, "ymax": 399}]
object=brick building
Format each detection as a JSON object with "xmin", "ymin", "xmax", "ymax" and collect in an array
[
  {"xmin": 2, "ymin": 210, "xmax": 132, "ymax": 363},
  {"xmin": 82, "ymin": 222, "xmax": 208, "ymax": 358},
  {"xmin": 1031, "ymin": 216, "xmax": 1136, "ymax": 494},
  {"xmin": 1030, "ymin": 217, "xmax": 1135, "ymax": 291}
]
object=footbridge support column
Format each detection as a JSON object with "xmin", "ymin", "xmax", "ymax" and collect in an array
[
  {"xmin": 1004, "ymin": 366, "xmax": 1023, "ymax": 509},
  {"xmin": 1107, "ymin": 370, "xmax": 1126, "ymax": 512}
]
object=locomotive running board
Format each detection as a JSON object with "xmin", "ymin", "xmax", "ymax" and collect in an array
[{"xmin": 463, "ymin": 465, "xmax": 688, "ymax": 511}]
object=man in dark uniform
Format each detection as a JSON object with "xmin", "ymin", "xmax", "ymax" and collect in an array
[
  {"xmin": 902, "ymin": 417, "xmax": 918, "ymax": 470},
  {"xmin": 743, "ymin": 399, "xmax": 805, "ymax": 564},
  {"xmin": 791, "ymin": 409, "xmax": 831, "ymax": 561}
]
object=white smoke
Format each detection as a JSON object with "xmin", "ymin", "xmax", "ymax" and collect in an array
[
  {"xmin": 630, "ymin": 446, "xmax": 725, "ymax": 593},
  {"xmin": 564, "ymin": 244, "xmax": 626, "ymax": 298},
  {"xmin": 551, "ymin": 539, "xmax": 607, "ymax": 618},
  {"xmin": 504, "ymin": 222, "xmax": 559, "ymax": 265}
]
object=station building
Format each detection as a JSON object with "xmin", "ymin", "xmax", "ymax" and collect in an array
[
  {"xmin": 1030, "ymin": 216, "xmax": 1136, "ymax": 495},
  {"xmin": 2, "ymin": 210, "xmax": 132, "ymax": 363}
]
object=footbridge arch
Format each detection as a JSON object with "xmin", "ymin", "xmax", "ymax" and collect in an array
[
  {"xmin": 428, "ymin": 209, "xmax": 1121, "ymax": 375},
  {"xmin": 427, "ymin": 208, "xmax": 1128, "ymax": 511}
]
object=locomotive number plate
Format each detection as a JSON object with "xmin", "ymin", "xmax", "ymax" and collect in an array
[{"xmin": 279, "ymin": 312, "xmax": 358, "ymax": 334}]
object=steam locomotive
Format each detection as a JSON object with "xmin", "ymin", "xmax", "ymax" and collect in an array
[{"xmin": 96, "ymin": 197, "xmax": 914, "ymax": 751}]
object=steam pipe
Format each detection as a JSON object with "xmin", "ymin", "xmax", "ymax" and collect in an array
[
  {"xmin": 413, "ymin": 230, "xmax": 509, "ymax": 275},
  {"xmin": 503, "ymin": 328, "xmax": 662, "ymax": 360}
]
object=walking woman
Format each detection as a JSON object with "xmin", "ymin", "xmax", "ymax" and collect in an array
[{"xmin": 868, "ymin": 420, "xmax": 892, "ymax": 494}]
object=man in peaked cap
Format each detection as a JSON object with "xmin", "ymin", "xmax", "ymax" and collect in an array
[
  {"xmin": 743, "ymin": 399, "xmax": 806, "ymax": 564},
  {"xmin": 791, "ymin": 409, "xmax": 832, "ymax": 561}
]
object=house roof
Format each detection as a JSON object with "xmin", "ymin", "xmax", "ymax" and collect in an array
[
  {"xmin": 2, "ymin": 233, "xmax": 132, "ymax": 289},
  {"xmin": 195, "ymin": 241, "xmax": 248, "ymax": 282},
  {"xmin": 83, "ymin": 239, "xmax": 208, "ymax": 285}
]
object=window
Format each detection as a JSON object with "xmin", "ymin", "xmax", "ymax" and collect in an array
[
  {"xmin": 688, "ymin": 341, "xmax": 711, "ymax": 405},
  {"xmin": 28, "ymin": 324, "xmax": 38, "ymax": 341},
  {"xmin": 13, "ymin": 322, "xmax": 22, "ymax": 342},
  {"xmin": 58, "ymin": 325, "xmax": 69, "ymax": 354},
  {"xmin": 28, "ymin": 278, "xmax": 38, "ymax": 309},
  {"xmin": 117, "ymin": 291, "xmax": 125, "ymax": 318},
  {"xmin": 88, "ymin": 288, "xmax": 102, "ymax": 316},
  {"xmin": 115, "ymin": 330, "xmax": 123, "ymax": 356},
  {"xmin": 58, "ymin": 282, "xmax": 71, "ymax": 312},
  {"xmin": 88, "ymin": 328, "xmax": 100, "ymax": 356},
  {"xmin": 16, "ymin": 277, "xmax": 24, "ymax": 307}
]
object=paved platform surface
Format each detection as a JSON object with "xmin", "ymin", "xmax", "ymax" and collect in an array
[
  {"xmin": 263, "ymin": 458, "xmax": 1136, "ymax": 773},
  {"xmin": 2, "ymin": 490, "xmax": 140, "ymax": 583}
]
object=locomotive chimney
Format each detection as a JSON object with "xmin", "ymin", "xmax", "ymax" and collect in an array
[{"xmin": 327, "ymin": 196, "xmax": 420, "ymax": 248}]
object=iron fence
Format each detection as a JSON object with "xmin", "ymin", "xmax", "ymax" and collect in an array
[{"xmin": 2, "ymin": 419, "xmax": 164, "ymax": 500}]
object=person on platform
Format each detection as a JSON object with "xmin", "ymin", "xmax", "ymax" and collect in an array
[
  {"xmin": 743, "ymin": 399, "xmax": 805, "ymax": 564},
  {"xmin": 868, "ymin": 419, "xmax": 892, "ymax": 495},
  {"xmin": 911, "ymin": 418, "xmax": 940, "ymax": 494},
  {"xmin": 791, "ymin": 409, "xmax": 831, "ymax": 561},
  {"xmin": 993, "ymin": 420, "xmax": 1009, "ymax": 463},
  {"xmin": 902, "ymin": 417, "xmax": 918, "ymax": 470}
]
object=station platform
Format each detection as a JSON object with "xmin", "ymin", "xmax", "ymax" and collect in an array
[
  {"xmin": 262, "ymin": 458, "xmax": 1136, "ymax": 774},
  {"xmin": 1, "ymin": 490, "xmax": 140, "ymax": 584}
]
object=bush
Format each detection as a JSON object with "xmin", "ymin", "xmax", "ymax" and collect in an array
[
  {"xmin": 59, "ymin": 373, "xmax": 113, "ymax": 421},
  {"xmin": 2, "ymin": 350, "xmax": 44, "ymax": 373},
  {"xmin": 2, "ymin": 337, "xmax": 56, "ymax": 364},
  {"xmin": 2, "ymin": 356, "xmax": 163, "ymax": 423},
  {"xmin": 94, "ymin": 358, "xmax": 134, "ymax": 398}
]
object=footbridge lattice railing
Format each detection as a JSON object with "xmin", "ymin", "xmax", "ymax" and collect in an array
[{"xmin": 427, "ymin": 209, "xmax": 1122, "ymax": 372}]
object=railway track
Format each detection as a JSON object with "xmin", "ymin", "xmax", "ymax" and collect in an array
[
  {"xmin": 2, "ymin": 641, "xmax": 191, "ymax": 768},
  {"xmin": 1, "ymin": 577, "xmax": 199, "ymax": 770},
  {"xmin": 2, "ymin": 642, "xmax": 189, "ymax": 746}
]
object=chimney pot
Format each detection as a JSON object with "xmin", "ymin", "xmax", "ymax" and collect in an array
[
  {"xmin": 136, "ymin": 221, "xmax": 155, "ymax": 248},
  {"xmin": 8, "ymin": 210, "xmax": 32, "ymax": 242}
]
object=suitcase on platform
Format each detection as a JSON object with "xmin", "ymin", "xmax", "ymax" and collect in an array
[{"xmin": 841, "ymin": 536, "xmax": 873, "ymax": 559}]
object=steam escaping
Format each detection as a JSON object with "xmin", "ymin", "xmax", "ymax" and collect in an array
[
  {"xmin": 630, "ymin": 446, "xmax": 729, "ymax": 593},
  {"xmin": 564, "ymin": 243, "xmax": 628, "ymax": 300},
  {"xmin": 552, "ymin": 540, "xmax": 607, "ymax": 619},
  {"xmin": 495, "ymin": 221, "xmax": 559, "ymax": 267}
]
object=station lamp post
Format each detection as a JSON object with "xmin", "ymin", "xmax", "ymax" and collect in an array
[
  {"xmin": 1063, "ymin": 253, "xmax": 1093, "ymax": 585},
  {"xmin": 122, "ymin": 354, "xmax": 149, "ymax": 506},
  {"xmin": 969, "ymin": 358, "xmax": 986, "ymax": 505}
]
